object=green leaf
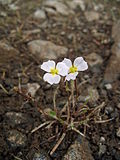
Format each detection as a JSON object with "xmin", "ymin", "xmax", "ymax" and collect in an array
[{"xmin": 49, "ymin": 110, "xmax": 57, "ymax": 118}]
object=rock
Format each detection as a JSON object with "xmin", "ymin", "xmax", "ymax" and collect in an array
[
  {"xmin": 67, "ymin": 0, "xmax": 85, "ymax": 11},
  {"xmin": 87, "ymin": 86, "xmax": 99, "ymax": 104},
  {"xmin": 5, "ymin": 112, "xmax": 29, "ymax": 126},
  {"xmin": 84, "ymin": 11, "xmax": 100, "ymax": 22},
  {"xmin": 0, "ymin": 41, "xmax": 19, "ymax": 65},
  {"xmin": 104, "ymin": 20, "xmax": 120, "ymax": 83},
  {"xmin": 43, "ymin": 0, "xmax": 74, "ymax": 16},
  {"xmin": 117, "ymin": 103, "xmax": 120, "ymax": 109},
  {"xmin": 28, "ymin": 40, "xmax": 68, "ymax": 60},
  {"xmin": 100, "ymin": 137, "xmax": 105, "ymax": 143},
  {"xmin": 62, "ymin": 135, "xmax": 94, "ymax": 160},
  {"xmin": 99, "ymin": 144, "xmax": 107, "ymax": 156},
  {"xmin": 33, "ymin": 150, "xmax": 51, "ymax": 160},
  {"xmin": 105, "ymin": 84, "xmax": 112, "ymax": 90},
  {"xmin": 105, "ymin": 106, "xmax": 114, "ymax": 115},
  {"xmin": 0, "ymin": 11, "xmax": 7, "ymax": 17},
  {"xmin": 44, "ymin": 7, "xmax": 57, "ymax": 16},
  {"xmin": 34, "ymin": 9, "xmax": 46, "ymax": 20},
  {"xmin": 104, "ymin": 55, "xmax": 120, "ymax": 83},
  {"xmin": 6, "ymin": 130, "xmax": 27, "ymax": 148},
  {"xmin": 85, "ymin": 53, "xmax": 103, "ymax": 67},
  {"xmin": 0, "ymin": 0, "xmax": 13, "ymax": 5},
  {"xmin": 116, "ymin": 128, "xmax": 120, "ymax": 137},
  {"xmin": 26, "ymin": 83, "xmax": 40, "ymax": 97},
  {"xmin": 9, "ymin": 4, "xmax": 19, "ymax": 10},
  {"xmin": 112, "ymin": 20, "xmax": 120, "ymax": 42}
]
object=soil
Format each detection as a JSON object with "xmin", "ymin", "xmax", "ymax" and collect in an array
[{"xmin": 0, "ymin": 0, "xmax": 120, "ymax": 160}]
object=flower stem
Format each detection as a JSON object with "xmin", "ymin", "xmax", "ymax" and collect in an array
[
  {"xmin": 71, "ymin": 80, "xmax": 75, "ymax": 112},
  {"xmin": 74, "ymin": 79, "xmax": 78, "ymax": 98}
]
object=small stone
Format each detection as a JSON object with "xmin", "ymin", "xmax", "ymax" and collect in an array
[
  {"xmin": 5, "ymin": 112, "xmax": 30, "ymax": 126},
  {"xmin": 67, "ymin": 0, "xmax": 85, "ymax": 11},
  {"xmin": 60, "ymin": 31, "xmax": 65, "ymax": 36},
  {"xmin": 0, "ymin": 11, "xmax": 7, "ymax": 17},
  {"xmin": 87, "ymin": 87, "xmax": 99, "ymax": 103},
  {"xmin": 100, "ymin": 137, "xmax": 105, "ymax": 143},
  {"xmin": 33, "ymin": 150, "xmax": 50, "ymax": 160},
  {"xmin": 104, "ymin": 20, "xmax": 120, "ymax": 83},
  {"xmin": 84, "ymin": 11, "xmax": 100, "ymax": 22},
  {"xmin": 0, "ymin": 0, "xmax": 13, "ymax": 5},
  {"xmin": 104, "ymin": 55, "xmax": 120, "ymax": 83},
  {"xmin": 116, "ymin": 128, "xmax": 120, "ymax": 137},
  {"xmin": 117, "ymin": 103, "xmax": 120, "ymax": 109},
  {"xmin": 43, "ymin": 0, "xmax": 74, "ymax": 16},
  {"xmin": 34, "ymin": 9, "xmax": 46, "ymax": 20},
  {"xmin": 6, "ymin": 130, "xmax": 27, "ymax": 148},
  {"xmin": 85, "ymin": 53, "xmax": 103, "ymax": 67},
  {"xmin": 105, "ymin": 106, "xmax": 114, "ymax": 115},
  {"xmin": 28, "ymin": 40, "xmax": 68, "ymax": 60},
  {"xmin": 112, "ymin": 20, "xmax": 120, "ymax": 42},
  {"xmin": 105, "ymin": 84, "xmax": 112, "ymax": 90},
  {"xmin": 62, "ymin": 135, "xmax": 94, "ymax": 160},
  {"xmin": 26, "ymin": 83, "xmax": 40, "ymax": 97},
  {"xmin": 0, "ymin": 42, "xmax": 19, "ymax": 65},
  {"xmin": 9, "ymin": 4, "xmax": 19, "ymax": 10},
  {"xmin": 99, "ymin": 144, "xmax": 107, "ymax": 156}
]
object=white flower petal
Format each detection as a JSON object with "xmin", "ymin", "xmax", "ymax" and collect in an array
[
  {"xmin": 43, "ymin": 73, "xmax": 61, "ymax": 85},
  {"xmin": 62, "ymin": 58, "xmax": 72, "ymax": 68},
  {"xmin": 65, "ymin": 72, "xmax": 78, "ymax": 81},
  {"xmin": 74, "ymin": 57, "xmax": 88, "ymax": 71},
  {"xmin": 56, "ymin": 62, "xmax": 69, "ymax": 76},
  {"xmin": 52, "ymin": 75, "xmax": 61, "ymax": 84},
  {"xmin": 41, "ymin": 60, "xmax": 55, "ymax": 72}
]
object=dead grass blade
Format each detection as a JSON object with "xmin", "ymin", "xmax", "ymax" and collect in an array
[
  {"xmin": 31, "ymin": 121, "xmax": 51, "ymax": 133},
  {"xmin": 50, "ymin": 132, "xmax": 66, "ymax": 156}
]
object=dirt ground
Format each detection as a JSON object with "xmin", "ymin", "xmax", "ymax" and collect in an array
[{"xmin": 0, "ymin": 0, "xmax": 120, "ymax": 160}]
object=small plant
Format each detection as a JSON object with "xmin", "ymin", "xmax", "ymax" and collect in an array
[{"xmin": 14, "ymin": 56, "xmax": 112, "ymax": 156}]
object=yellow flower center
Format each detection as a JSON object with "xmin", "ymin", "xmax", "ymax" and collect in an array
[
  {"xmin": 69, "ymin": 66, "xmax": 78, "ymax": 73},
  {"xmin": 50, "ymin": 68, "xmax": 58, "ymax": 75}
]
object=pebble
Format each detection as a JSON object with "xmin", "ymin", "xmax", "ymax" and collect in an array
[
  {"xmin": 67, "ymin": 0, "xmax": 86, "ymax": 11},
  {"xmin": 85, "ymin": 53, "xmax": 103, "ymax": 67},
  {"xmin": 62, "ymin": 135, "xmax": 94, "ymax": 160},
  {"xmin": 105, "ymin": 84, "xmax": 112, "ymax": 90},
  {"xmin": 116, "ymin": 128, "xmax": 120, "ymax": 137},
  {"xmin": 26, "ymin": 83, "xmax": 40, "ymax": 97},
  {"xmin": 87, "ymin": 87, "xmax": 99, "ymax": 104},
  {"xmin": 33, "ymin": 150, "xmax": 51, "ymax": 160},
  {"xmin": 5, "ymin": 112, "xmax": 30, "ymax": 126},
  {"xmin": 0, "ymin": 42, "xmax": 19, "ymax": 65},
  {"xmin": 0, "ymin": 0, "xmax": 12, "ymax": 5},
  {"xmin": 6, "ymin": 130, "xmax": 27, "ymax": 148},
  {"xmin": 104, "ymin": 20, "xmax": 120, "ymax": 83},
  {"xmin": 9, "ymin": 4, "xmax": 19, "ymax": 10},
  {"xmin": 28, "ymin": 40, "xmax": 68, "ymax": 60},
  {"xmin": 84, "ymin": 11, "xmax": 100, "ymax": 22},
  {"xmin": 43, "ymin": 0, "xmax": 74, "ymax": 16},
  {"xmin": 105, "ymin": 106, "xmax": 114, "ymax": 115},
  {"xmin": 34, "ymin": 9, "xmax": 46, "ymax": 20},
  {"xmin": 117, "ymin": 103, "xmax": 120, "ymax": 109},
  {"xmin": 99, "ymin": 144, "xmax": 107, "ymax": 156}
]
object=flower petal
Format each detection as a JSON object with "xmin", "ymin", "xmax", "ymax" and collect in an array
[
  {"xmin": 65, "ymin": 72, "xmax": 78, "ymax": 81},
  {"xmin": 56, "ymin": 62, "xmax": 69, "ymax": 76},
  {"xmin": 43, "ymin": 73, "xmax": 61, "ymax": 85},
  {"xmin": 41, "ymin": 60, "xmax": 55, "ymax": 72},
  {"xmin": 53, "ymin": 75, "xmax": 61, "ymax": 84},
  {"xmin": 74, "ymin": 57, "xmax": 88, "ymax": 71},
  {"xmin": 62, "ymin": 58, "xmax": 72, "ymax": 68}
]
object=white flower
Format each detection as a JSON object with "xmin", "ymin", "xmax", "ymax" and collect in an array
[
  {"xmin": 62, "ymin": 57, "xmax": 88, "ymax": 81},
  {"xmin": 41, "ymin": 60, "xmax": 69, "ymax": 85}
]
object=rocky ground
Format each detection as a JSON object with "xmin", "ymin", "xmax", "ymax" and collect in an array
[{"xmin": 0, "ymin": 0, "xmax": 120, "ymax": 160}]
